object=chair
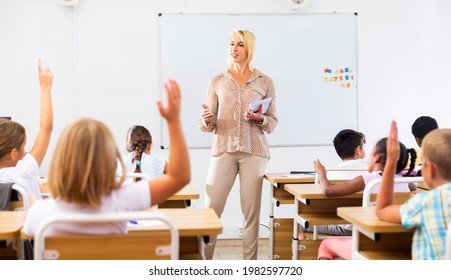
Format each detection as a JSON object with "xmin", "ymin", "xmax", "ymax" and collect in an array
[
  {"xmin": 362, "ymin": 177, "xmax": 424, "ymax": 207},
  {"xmin": 446, "ymin": 226, "xmax": 451, "ymax": 260},
  {"xmin": 10, "ymin": 184, "xmax": 30, "ymax": 211},
  {"xmin": 33, "ymin": 211, "xmax": 179, "ymax": 260}
]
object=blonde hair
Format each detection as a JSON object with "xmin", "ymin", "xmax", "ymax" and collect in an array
[
  {"xmin": 0, "ymin": 119, "xmax": 26, "ymax": 160},
  {"xmin": 422, "ymin": 128, "xmax": 451, "ymax": 180},
  {"xmin": 228, "ymin": 29, "xmax": 256, "ymax": 72},
  {"xmin": 47, "ymin": 118, "xmax": 126, "ymax": 207}
]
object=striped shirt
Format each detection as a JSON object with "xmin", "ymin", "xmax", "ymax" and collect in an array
[
  {"xmin": 199, "ymin": 69, "xmax": 278, "ymax": 158},
  {"xmin": 400, "ymin": 182, "xmax": 451, "ymax": 259}
]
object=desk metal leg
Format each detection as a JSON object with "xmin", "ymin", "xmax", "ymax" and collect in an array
[
  {"xmin": 14, "ymin": 238, "xmax": 24, "ymax": 260},
  {"xmin": 313, "ymin": 226, "xmax": 318, "ymax": 240},
  {"xmin": 268, "ymin": 182, "xmax": 275, "ymax": 260},
  {"xmin": 292, "ymin": 198, "xmax": 299, "ymax": 260},
  {"xmin": 199, "ymin": 236, "xmax": 207, "ymax": 260}
]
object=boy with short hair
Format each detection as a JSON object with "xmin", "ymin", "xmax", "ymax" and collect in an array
[
  {"xmin": 327, "ymin": 129, "xmax": 368, "ymax": 180},
  {"xmin": 411, "ymin": 116, "xmax": 439, "ymax": 176},
  {"xmin": 376, "ymin": 121, "xmax": 451, "ymax": 259}
]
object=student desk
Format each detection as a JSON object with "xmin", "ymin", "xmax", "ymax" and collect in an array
[
  {"xmin": 284, "ymin": 184, "xmax": 362, "ymax": 260},
  {"xmin": 263, "ymin": 173, "xmax": 348, "ymax": 260},
  {"xmin": 160, "ymin": 184, "xmax": 200, "ymax": 208},
  {"xmin": 130, "ymin": 208, "xmax": 222, "ymax": 260},
  {"xmin": 0, "ymin": 211, "xmax": 26, "ymax": 259},
  {"xmin": 337, "ymin": 206, "xmax": 414, "ymax": 260},
  {"xmin": 263, "ymin": 173, "xmax": 316, "ymax": 260}
]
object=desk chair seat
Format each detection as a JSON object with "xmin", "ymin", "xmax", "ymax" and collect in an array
[{"xmin": 34, "ymin": 211, "xmax": 179, "ymax": 260}]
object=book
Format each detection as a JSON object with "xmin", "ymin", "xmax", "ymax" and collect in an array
[{"xmin": 248, "ymin": 97, "xmax": 272, "ymax": 114}]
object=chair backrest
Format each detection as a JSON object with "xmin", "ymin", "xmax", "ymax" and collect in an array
[
  {"xmin": 0, "ymin": 183, "xmax": 30, "ymax": 211},
  {"xmin": 362, "ymin": 177, "xmax": 424, "ymax": 207},
  {"xmin": 446, "ymin": 226, "xmax": 451, "ymax": 260},
  {"xmin": 34, "ymin": 211, "xmax": 179, "ymax": 260},
  {"xmin": 314, "ymin": 167, "xmax": 368, "ymax": 186},
  {"xmin": 10, "ymin": 184, "xmax": 30, "ymax": 211}
]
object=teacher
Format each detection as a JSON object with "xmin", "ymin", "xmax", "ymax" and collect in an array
[{"xmin": 199, "ymin": 29, "xmax": 278, "ymax": 260}]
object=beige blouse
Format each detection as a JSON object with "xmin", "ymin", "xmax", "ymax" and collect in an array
[{"xmin": 199, "ymin": 69, "xmax": 278, "ymax": 159}]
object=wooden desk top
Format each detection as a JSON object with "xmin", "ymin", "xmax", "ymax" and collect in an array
[
  {"xmin": 284, "ymin": 184, "xmax": 363, "ymax": 199},
  {"xmin": 264, "ymin": 173, "xmax": 349, "ymax": 185},
  {"xmin": 337, "ymin": 206, "xmax": 413, "ymax": 233},
  {"xmin": 264, "ymin": 173, "xmax": 316, "ymax": 184},
  {"xmin": 131, "ymin": 208, "xmax": 222, "ymax": 237},
  {"xmin": 168, "ymin": 184, "xmax": 200, "ymax": 201},
  {"xmin": 0, "ymin": 211, "xmax": 26, "ymax": 239}
]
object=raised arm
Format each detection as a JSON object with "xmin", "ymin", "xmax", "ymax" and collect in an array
[
  {"xmin": 375, "ymin": 120, "xmax": 402, "ymax": 223},
  {"xmin": 313, "ymin": 159, "xmax": 365, "ymax": 197},
  {"xmin": 29, "ymin": 60, "xmax": 53, "ymax": 166},
  {"xmin": 148, "ymin": 79, "xmax": 191, "ymax": 205}
]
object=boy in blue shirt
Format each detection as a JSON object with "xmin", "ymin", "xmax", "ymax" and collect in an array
[{"xmin": 376, "ymin": 121, "xmax": 451, "ymax": 259}]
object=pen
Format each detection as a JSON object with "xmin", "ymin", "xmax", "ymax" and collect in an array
[{"xmin": 129, "ymin": 220, "xmax": 138, "ymax": 225}]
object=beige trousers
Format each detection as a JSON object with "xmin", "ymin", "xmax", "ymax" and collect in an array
[{"xmin": 204, "ymin": 152, "xmax": 268, "ymax": 260}]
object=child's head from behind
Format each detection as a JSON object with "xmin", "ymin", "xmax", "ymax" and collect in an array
[
  {"xmin": 126, "ymin": 125, "xmax": 152, "ymax": 179},
  {"xmin": 126, "ymin": 125, "xmax": 152, "ymax": 154},
  {"xmin": 368, "ymin": 137, "xmax": 414, "ymax": 175},
  {"xmin": 0, "ymin": 119, "xmax": 26, "ymax": 165},
  {"xmin": 48, "ymin": 118, "xmax": 125, "ymax": 207},
  {"xmin": 411, "ymin": 116, "xmax": 438, "ymax": 147},
  {"xmin": 421, "ymin": 128, "xmax": 451, "ymax": 183},
  {"xmin": 333, "ymin": 129, "xmax": 366, "ymax": 160}
]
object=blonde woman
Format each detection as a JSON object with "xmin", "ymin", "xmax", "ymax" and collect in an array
[{"xmin": 199, "ymin": 30, "xmax": 278, "ymax": 260}]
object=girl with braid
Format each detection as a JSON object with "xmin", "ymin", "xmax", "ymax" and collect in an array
[{"xmin": 124, "ymin": 125, "xmax": 167, "ymax": 181}]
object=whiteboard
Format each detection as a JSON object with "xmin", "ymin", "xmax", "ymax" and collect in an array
[{"xmin": 159, "ymin": 13, "xmax": 358, "ymax": 149}]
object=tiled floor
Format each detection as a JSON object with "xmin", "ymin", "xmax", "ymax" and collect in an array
[{"xmin": 213, "ymin": 238, "xmax": 269, "ymax": 260}]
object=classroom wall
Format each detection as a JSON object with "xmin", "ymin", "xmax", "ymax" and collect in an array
[{"xmin": 1, "ymin": 0, "xmax": 450, "ymax": 238}]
